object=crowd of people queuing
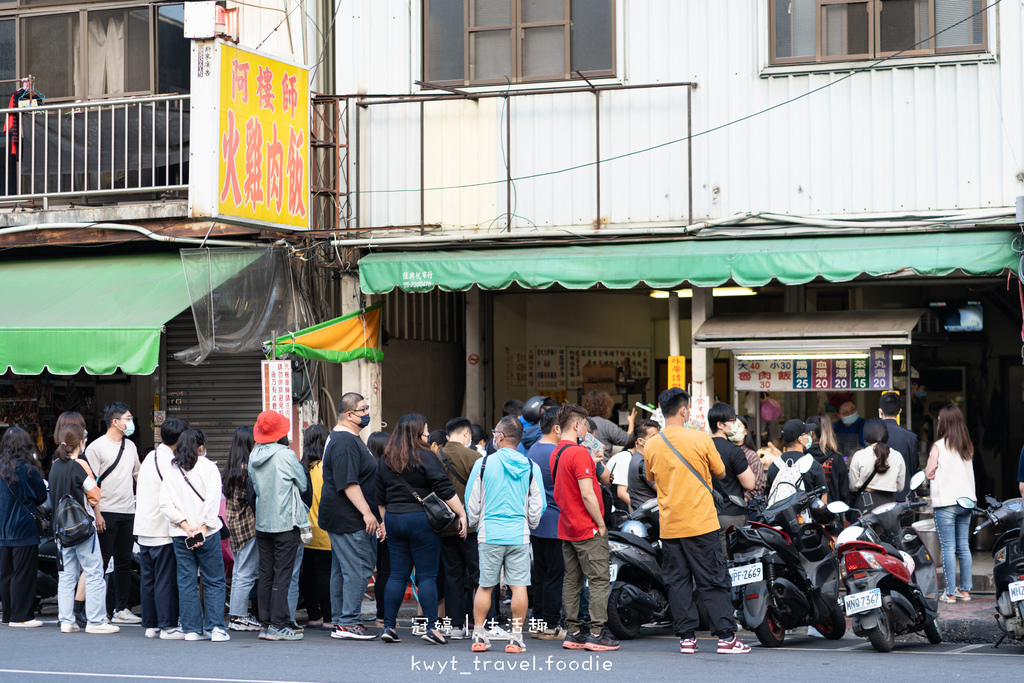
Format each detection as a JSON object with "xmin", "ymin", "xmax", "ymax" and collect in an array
[{"xmin": 0, "ymin": 387, "xmax": 991, "ymax": 656}]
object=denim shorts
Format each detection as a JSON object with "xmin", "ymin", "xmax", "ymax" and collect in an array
[{"xmin": 478, "ymin": 543, "xmax": 531, "ymax": 588}]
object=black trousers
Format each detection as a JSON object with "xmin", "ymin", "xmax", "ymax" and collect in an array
[
  {"xmin": 139, "ymin": 544, "xmax": 179, "ymax": 630},
  {"xmin": 97, "ymin": 511, "xmax": 135, "ymax": 613},
  {"xmin": 440, "ymin": 532, "xmax": 479, "ymax": 629},
  {"xmin": 374, "ymin": 537, "xmax": 390, "ymax": 621},
  {"xmin": 299, "ymin": 548, "xmax": 332, "ymax": 622},
  {"xmin": 530, "ymin": 536, "xmax": 564, "ymax": 629},
  {"xmin": 0, "ymin": 545, "xmax": 38, "ymax": 623},
  {"xmin": 256, "ymin": 529, "xmax": 300, "ymax": 628},
  {"xmin": 662, "ymin": 531, "xmax": 737, "ymax": 639}
]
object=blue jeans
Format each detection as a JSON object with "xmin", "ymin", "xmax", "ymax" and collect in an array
[
  {"xmin": 934, "ymin": 505, "xmax": 973, "ymax": 594},
  {"xmin": 172, "ymin": 531, "xmax": 227, "ymax": 634},
  {"xmin": 328, "ymin": 529, "xmax": 378, "ymax": 625},
  {"xmin": 288, "ymin": 544, "xmax": 304, "ymax": 620},
  {"xmin": 383, "ymin": 511, "xmax": 440, "ymax": 630},
  {"xmin": 58, "ymin": 534, "xmax": 107, "ymax": 626},
  {"xmin": 228, "ymin": 536, "xmax": 258, "ymax": 618}
]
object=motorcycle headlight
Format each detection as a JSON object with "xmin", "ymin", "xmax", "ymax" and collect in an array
[
  {"xmin": 608, "ymin": 541, "xmax": 629, "ymax": 553},
  {"xmin": 995, "ymin": 546, "xmax": 1007, "ymax": 564}
]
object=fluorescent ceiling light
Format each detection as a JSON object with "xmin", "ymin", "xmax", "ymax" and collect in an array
[
  {"xmin": 649, "ymin": 287, "xmax": 756, "ymax": 299},
  {"xmin": 735, "ymin": 352, "xmax": 871, "ymax": 361}
]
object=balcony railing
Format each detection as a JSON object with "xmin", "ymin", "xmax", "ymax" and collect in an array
[{"xmin": 1, "ymin": 94, "xmax": 190, "ymax": 204}]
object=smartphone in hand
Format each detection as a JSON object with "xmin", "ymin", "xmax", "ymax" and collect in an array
[{"xmin": 185, "ymin": 532, "xmax": 205, "ymax": 550}]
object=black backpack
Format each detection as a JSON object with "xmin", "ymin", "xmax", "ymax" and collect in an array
[{"xmin": 54, "ymin": 461, "xmax": 96, "ymax": 547}]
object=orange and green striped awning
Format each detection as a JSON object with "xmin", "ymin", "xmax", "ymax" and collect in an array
[{"xmin": 266, "ymin": 304, "xmax": 383, "ymax": 363}]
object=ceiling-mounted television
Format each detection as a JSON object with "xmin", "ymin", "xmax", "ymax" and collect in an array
[{"xmin": 929, "ymin": 301, "xmax": 983, "ymax": 332}]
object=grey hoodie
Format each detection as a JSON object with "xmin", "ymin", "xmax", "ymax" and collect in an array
[{"xmin": 248, "ymin": 442, "xmax": 308, "ymax": 534}]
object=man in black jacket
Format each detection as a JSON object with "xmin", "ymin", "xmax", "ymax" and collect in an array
[{"xmin": 879, "ymin": 392, "xmax": 919, "ymax": 501}]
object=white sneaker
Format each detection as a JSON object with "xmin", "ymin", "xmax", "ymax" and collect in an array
[
  {"xmin": 210, "ymin": 627, "xmax": 231, "ymax": 642},
  {"xmin": 487, "ymin": 626, "xmax": 512, "ymax": 641},
  {"xmin": 112, "ymin": 609, "xmax": 142, "ymax": 624},
  {"xmin": 9, "ymin": 620, "xmax": 43, "ymax": 628},
  {"xmin": 448, "ymin": 627, "xmax": 468, "ymax": 640},
  {"xmin": 159, "ymin": 627, "xmax": 187, "ymax": 640},
  {"xmin": 185, "ymin": 631, "xmax": 210, "ymax": 641},
  {"xmin": 145, "ymin": 628, "xmax": 161, "ymax": 638},
  {"xmin": 85, "ymin": 623, "xmax": 120, "ymax": 634},
  {"xmin": 60, "ymin": 622, "xmax": 80, "ymax": 633}
]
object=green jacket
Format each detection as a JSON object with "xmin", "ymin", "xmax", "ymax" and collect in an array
[{"xmin": 248, "ymin": 442, "xmax": 309, "ymax": 534}]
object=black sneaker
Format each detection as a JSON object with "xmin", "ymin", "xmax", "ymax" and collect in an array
[
  {"xmin": 287, "ymin": 621, "xmax": 305, "ymax": 633},
  {"xmin": 584, "ymin": 630, "xmax": 620, "ymax": 651},
  {"xmin": 562, "ymin": 629, "xmax": 588, "ymax": 650},
  {"xmin": 331, "ymin": 624, "xmax": 379, "ymax": 640},
  {"xmin": 380, "ymin": 627, "xmax": 401, "ymax": 643}
]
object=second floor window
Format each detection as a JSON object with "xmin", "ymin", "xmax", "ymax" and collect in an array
[
  {"xmin": 424, "ymin": 0, "xmax": 614, "ymax": 86},
  {"xmin": 771, "ymin": 0, "xmax": 986, "ymax": 65}
]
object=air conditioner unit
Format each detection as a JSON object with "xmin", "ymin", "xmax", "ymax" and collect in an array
[{"xmin": 184, "ymin": 1, "xmax": 239, "ymax": 42}]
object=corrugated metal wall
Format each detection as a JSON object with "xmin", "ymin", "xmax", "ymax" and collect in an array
[
  {"xmin": 165, "ymin": 311, "xmax": 265, "ymax": 466},
  {"xmin": 337, "ymin": 0, "xmax": 1024, "ymax": 230}
]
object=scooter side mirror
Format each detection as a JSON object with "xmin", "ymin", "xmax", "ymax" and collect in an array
[
  {"xmin": 909, "ymin": 470, "xmax": 926, "ymax": 490},
  {"xmin": 955, "ymin": 496, "xmax": 976, "ymax": 510},
  {"xmin": 728, "ymin": 494, "xmax": 747, "ymax": 508},
  {"xmin": 827, "ymin": 501, "xmax": 850, "ymax": 514}
]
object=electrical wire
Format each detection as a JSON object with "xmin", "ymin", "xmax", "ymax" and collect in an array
[{"xmin": 353, "ymin": 0, "xmax": 1001, "ymax": 197}]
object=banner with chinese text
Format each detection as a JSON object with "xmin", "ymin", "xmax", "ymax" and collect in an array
[
  {"xmin": 189, "ymin": 40, "xmax": 309, "ymax": 230},
  {"xmin": 734, "ymin": 351, "xmax": 892, "ymax": 392}
]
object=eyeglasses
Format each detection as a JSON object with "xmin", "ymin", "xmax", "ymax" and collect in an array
[
  {"xmin": 493, "ymin": 431, "xmax": 504, "ymax": 440},
  {"xmin": 349, "ymin": 406, "xmax": 370, "ymax": 415}
]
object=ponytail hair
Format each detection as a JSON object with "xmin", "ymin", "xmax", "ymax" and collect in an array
[
  {"xmin": 55, "ymin": 423, "xmax": 85, "ymax": 462},
  {"xmin": 862, "ymin": 418, "xmax": 890, "ymax": 474},
  {"xmin": 173, "ymin": 429, "xmax": 206, "ymax": 472}
]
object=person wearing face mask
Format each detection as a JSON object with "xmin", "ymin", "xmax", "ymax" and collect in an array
[
  {"xmin": 726, "ymin": 416, "xmax": 766, "ymax": 504},
  {"xmin": 707, "ymin": 403, "xmax": 756, "ymax": 555},
  {"xmin": 626, "ymin": 419, "xmax": 661, "ymax": 512},
  {"xmin": 317, "ymin": 392, "xmax": 380, "ymax": 641},
  {"xmin": 835, "ymin": 401, "xmax": 867, "ymax": 461},
  {"xmin": 766, "ymin": 420, "xmax": 828, "ymax": 502},
  {"xmin": 805, "ymin": 415, "xmax": 849, "ymax": 508},
  {"xmin": 85, "ymin": 401, "xmax": 142, "ymax": 625},
  {"xmin": 437, "ymin": 417, "xmax": 483, "ymax": 640},
  {"xmin": 878, "ymin": 392, "xmax": 919, "ymax": 502}
]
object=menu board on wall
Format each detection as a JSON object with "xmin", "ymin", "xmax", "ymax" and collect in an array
[
  {"xmin": 734, "ymin": 350, "xmax": 892, "ymax": 392},
  {"xmin": 567, "ymin": 347, "xmax": 651, "ymax": 390},
  {"xmin": 505, "ymin": 348, "xmax": 529, "ymax": 385},
  {"xmin": 533, "ymin": 346, "xmax": 566, "ymax": 391}
]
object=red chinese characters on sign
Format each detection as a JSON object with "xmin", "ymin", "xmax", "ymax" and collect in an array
[
  {"xmin": 286, "ymin": 125, "xmax": 307, "ymax": 218},
  {"xmin": 243, "ymin": 116, "xmax": 265, "ymax": 209},
  {"xmin": 281, "ymin": 72, "xmax": 298, "ymax": 119},
  {"xmin": 231, "ymin": 58, "xmax": 250, "ymax": 104},
  {"xmin": 256, "ymin": 65, "xmax": 276, "ymax": 112},
  {"xmin": 219, "ymin": 109, "xmax": 242, "ymax": 205},
  {"xmin": 266, "ymin": 122, "xmax": 284, "ymax": 213}
]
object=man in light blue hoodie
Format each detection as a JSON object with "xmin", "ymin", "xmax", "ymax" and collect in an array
[{"xmin": 465, "ymin": 415, "xmax": 545, "ymax": 655}]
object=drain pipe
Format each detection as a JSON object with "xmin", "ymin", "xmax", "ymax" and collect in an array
[{"xmin": 0, "ymin": 222, "xmax": 263, "ymax": 247}]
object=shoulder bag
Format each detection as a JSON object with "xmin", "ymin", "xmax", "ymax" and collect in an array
[
  {"xmin": 657, "ymin": 433, "xmax": 725, "ymax": 512},
  {"xmin": 849, "ymin": 466, "xmax": 880, "ymax": 510},
  {"xmin": 394, "ymin": 467, "xmax": 456, "ymax": 533},
  {"xmin": 438, "ymin": 450, "xmax": 468, "ymax": 487},
  {"xmin": 3, "ymin": 472, "xmax": 48, "ymax": 538},
  {"xmin": 96, "ymin": 439, "xmax": 127, "ymax": 486}
]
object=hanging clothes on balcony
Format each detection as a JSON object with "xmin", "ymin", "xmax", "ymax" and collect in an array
[{"xmin": 88, "ymin": 14, "xmax": 125, "ymax": 95}]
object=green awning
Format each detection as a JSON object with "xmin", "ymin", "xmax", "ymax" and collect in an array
[
  {"xmin": 358, "ymin": 230, "xmax": 1016, "ymax": 293},
  {"xmin": 0, "ymin": 251, "xmax": 262, "ymax": 375}
]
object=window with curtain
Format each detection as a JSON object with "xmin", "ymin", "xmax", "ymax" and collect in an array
[
  {"xmin": 771, "ymin": 0, "xmax": 986, "ymax": 65},
  {"xmin": 425, "ymin": 0, "xmax": 614, "ymax": 86}
]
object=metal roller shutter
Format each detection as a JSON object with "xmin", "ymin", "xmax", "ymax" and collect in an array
[{"xmin": 165, "ymin": 311, "xmax": 264, "ymax": 466}]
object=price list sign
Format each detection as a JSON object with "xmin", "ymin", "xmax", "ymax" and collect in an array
[
  {"xmin": 261, "ymin": 360, "xmax": 293, "ymax": 423},
  {"xmin": 735, "ymin": 350, "xmax": 892, "ymax": 392}
]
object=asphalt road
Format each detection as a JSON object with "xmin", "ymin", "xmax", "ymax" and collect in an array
[{"xmin": 1, "ymin": 622, "xmax": 1023, "ymax": 683}]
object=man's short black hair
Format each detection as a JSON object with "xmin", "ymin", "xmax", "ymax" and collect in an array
[
  {"xmin": 446, "ymin": 417, "xmax": 472, "ymax": 437},
  {"xmin": 633, "ymin": 419, "xmax": 660, "ymax": 441},
  {"xmin": 658, "ymin": 388, "xmax": 690, "ymax": 418},
  {"xmin": 879, "ymin": 392, "xmax": 903, "ymax": 418},
  {"xmin": 539, "ymin": 407, "xmax": 559, "ymax": 435},
  {"xmin": 495, "ymin": 415, "xmax": 523, "ymax": 447},
  {"xmin": 707, "ymin": 402, "xmax": 737, "ymax": 433},
  {"xmin": 338, "ymin": 392, "xmax": 365, "ymax": 416},
  {"xmin": 103, "ymin": 402, "xmax": 131, "ymax": 426},
  {"xmin": 502, "ymin": 399, "xmax": 524, "ymax": 418},
  {"xmin": 160, "ymin": 418, "xmax": 188, "ymax": 447}
]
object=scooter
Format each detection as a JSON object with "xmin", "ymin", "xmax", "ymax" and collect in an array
[
  {"xmin": 605, "ymin": 498, "xmax": 709, "ymax": 639},
  {"xmin": 832, "ymin": 471, "xmax": 941, "ymax": 652},
  {"xmin": 726, "ymin": 485, "xmax": 846, "ymax": 647},
  {"xmin": 957, "ymin": 495, "xmax": 1024, "ymax": 646}
]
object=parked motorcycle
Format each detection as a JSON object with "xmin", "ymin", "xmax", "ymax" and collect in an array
[
  {"xmin": 605, "ymin": 497, "xmax": 709, "ymax": 639},
  {"xmin": 36, "ymin": 535, "xmax": 142, "ymax": 614},
  {"xmin": 832, "ymin": 471, "xmax": 941, "ymax": 652},
  {"xmin": 957, "ymin": 495, "xmax": 1024, "ymax": 646},
  {"xmin": 726, "ymin": 485, "xmax": 846, "ymax": 647}
]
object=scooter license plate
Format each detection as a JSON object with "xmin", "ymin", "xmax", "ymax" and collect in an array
[
  {"xmin": 1009, "ymin": 581, "xmax": 1024, "ymax": 603},
  {"xmin": 729, "ymin": 563, "xmax": 763, "ymax": 586},
  {"xmin": 609, "ymin": 562, "xmax": 619, "ymax": 582},
  {"xmin": 844, "ymin": 588, "xmax": 881, "ymax": 615}
]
